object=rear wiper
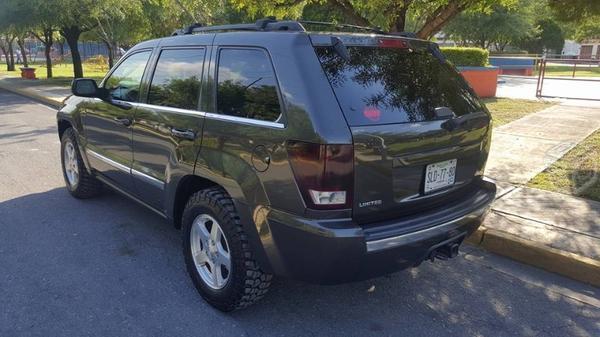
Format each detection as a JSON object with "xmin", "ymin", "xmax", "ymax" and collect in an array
[
  {"xmin": 428, "ymin": 43, "xmax": 446, "ymax": 64},
  {"xmin": 331, "ymin": 36, "xmax": 351, "ymax": 62}
]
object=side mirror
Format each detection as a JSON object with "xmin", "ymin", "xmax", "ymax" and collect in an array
[{"xmin": 71, "ymin": 78, "xmax": 102, "ymax": 98}]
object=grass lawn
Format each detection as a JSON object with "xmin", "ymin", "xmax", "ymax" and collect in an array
[
  {"xmin": 534, "ymin": 65, "xmax": 600, "ymax": 78},
  {"xmin": 482, "ymin": 98, "xmax": 555, "ymax": 127},
  {"xmin": 0, "ymin": 61, "xmax": 108, "ymax": 86},
  {"xmin": 528, "ymin": 130, "xmax": 600, "ymax": 202}
]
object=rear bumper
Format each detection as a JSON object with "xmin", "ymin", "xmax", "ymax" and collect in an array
[{"xmin": 263, "ymin": 178, "xmax": 496, "ymax": 284}]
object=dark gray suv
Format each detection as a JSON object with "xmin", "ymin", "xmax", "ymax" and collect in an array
[{"xmin": 57, "ymin": 19, "xmax": 496, "ymax": 311}]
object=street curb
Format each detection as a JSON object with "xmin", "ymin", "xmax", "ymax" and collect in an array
[
  {"xmin": 467, "ymin": 227, "xmax": 600, "ymax": 287},
  {"xmin": 0, "ymin": 81, "xmax": 63, "ymax": 109}
]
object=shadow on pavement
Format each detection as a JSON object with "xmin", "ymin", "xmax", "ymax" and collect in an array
[{"xmin": 0, "ymin": 188, "xmax": 598, "ymax": 337}]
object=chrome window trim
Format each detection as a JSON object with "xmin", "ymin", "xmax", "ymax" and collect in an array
[
  {"xmin": 132, "ymin": 103, "xmax": 284, "ymax": 128},
  {"xmin": 87, "ymin": 149, "xmax": 130, "ymax": 173},
  {"xmin": 131, "ymin": 168, "xmax": 164, "ymax": 190},
  {"xmin": 133, "ymin": 102, "xmax": 206, "ymax": 117},
  {"xmin": 204, "ymin": 112, "xmax": 285, "ymax": 129}
]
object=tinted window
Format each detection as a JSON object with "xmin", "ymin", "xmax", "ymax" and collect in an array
[
  {"xmin": 216, "ymin": 49, "xmax": 281, "ymax": 122},
  {"xmin": 148, "ymin": 48, "xmax": 205, "ymax": 110},
  {"xmin": 315, "ymin": 46, "xmax": 483, "ymax": 126},
  {"xmin": 104, "ymin": 51, "xmax": 151, "ymax": 102}
]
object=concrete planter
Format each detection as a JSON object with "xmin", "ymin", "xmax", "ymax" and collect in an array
[
  {"xmin": 20, "ymin": 67, "xmax": 37, "ymax": 80},
  {"xmin": 457, "ymin": 66, "xmax": 499, "ymax": 98},
  {"xmin": 489, "ymin": 57, "xmax": 535, "ymax": 76}
]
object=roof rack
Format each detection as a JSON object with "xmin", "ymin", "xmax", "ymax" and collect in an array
[
  {"xmin": 171, "ymin": 18, "xmax": 419, "ymax": 38},
  {"xmin": 172, "ymin": 17, "xmax": 306, "ymax": 36}
]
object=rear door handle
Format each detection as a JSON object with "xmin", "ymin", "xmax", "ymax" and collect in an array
[
  {"xmin": 114, "ymin": 117, "xmax": 132, "ymax": 126},
  {"xmin": 170, "ymin": 128, "xmax": 196, "ymax": 140}
]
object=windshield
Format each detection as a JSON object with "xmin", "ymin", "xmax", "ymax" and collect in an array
[{"xmin": 314, "ymin": 46, "xmax": 484, "ymax": 126}]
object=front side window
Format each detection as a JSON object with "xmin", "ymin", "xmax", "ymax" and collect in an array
[
  {"xmin": 104, "ymin": 51, "xmax": 151, "ymax": 102},
  {"xmin": 147, "ymin": 48, "xmax": 205, "ymax": 110},
  {"xmin": 216, "ymin": 48, "xmax": 282, "ymax": 122}
]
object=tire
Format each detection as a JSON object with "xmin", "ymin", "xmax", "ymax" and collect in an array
[
  {"xmin": 182, "ymin": 187, "xmax": 272, "ymax": 312},
  {"xmin": 60, "ymin": 128, "xmax": 103, "ymax": 199}
]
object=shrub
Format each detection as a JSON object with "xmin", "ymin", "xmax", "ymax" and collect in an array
[{"xmin": 440, "ymin": 47, "xmax": 489, "ymax": 67}]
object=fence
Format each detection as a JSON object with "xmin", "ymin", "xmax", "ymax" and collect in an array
[{"xmin": 536, "ymin": 58, "xmax": 600, "ymax": 101}]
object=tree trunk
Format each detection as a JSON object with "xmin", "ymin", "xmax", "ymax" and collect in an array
[
  {"xmin": 102, "ymin": 40, "xmax": 114, "ymax": 68},
  {"xmin": 328, "ymin": 0, "xmax": 371, "ymax": 27},
  {"xmin": 7, "ymin": 37, "xmax": 16, "ymax": 71},
  {"xmin": 60, "ymin": 25, "xmax": 83, "ymax": 78},
  {"xmin": 0, "ymin": 46, "xmax": 9, "ymax": 71},
  {"xmin": 17, "ymin": 38, "xmax": 28, "ymax": 67},
  {"xmin": 390, "ymin": 6, "xmax": 409, "ymax": 33},
  {"xmin": 44, "ymin": 29, "xmax": 54, "ymax": 78},
  {"xmin": 416, "ymin": 0, "xmax": 466, "ymax": 40}
]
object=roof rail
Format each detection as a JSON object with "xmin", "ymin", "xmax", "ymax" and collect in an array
[
  {"xmin": 171, "ymin": 18, "xmax": 419, "ymax": 38},
  {"xmin": 172, "ymin": 17, "xmax": 306, "ymax": 36}
]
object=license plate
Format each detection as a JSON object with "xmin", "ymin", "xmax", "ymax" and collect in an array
[{"xmin": 424, "ymin": 159, "xmax": 457, "ymax": 193}]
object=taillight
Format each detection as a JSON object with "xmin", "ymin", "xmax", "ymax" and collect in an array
[
  {"xmin": 378, "ymin": 38, "xmax": 410, "ymax": 49},
  {"xmin": 286, "ymin": 141, "xmax": 354, "ymax": 210}
]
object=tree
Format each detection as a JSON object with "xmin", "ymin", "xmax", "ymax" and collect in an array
[
  {"xmin": 518, "ymin": 19, "xmax": 565, "ymax": 54},
  {"xmin": 548, "ymin": 0, "xmax": 600, "ymax": 23},
  {"xmin": 572, "ymin": 16, "xmax": 600, "ymax": 42},
  {"xmin": 0, "ymin": 34, "xmax": 17, "ymax": 71},
  {"xmin": 140, "ymin": 0, "xmax": 227, "ymax": 38},
  {"xmin": 231, "ymin": 0, "xmax": 517, "ymax": 39},
  {"xmin": 444, "ymin": 4, "xmax": 531, "ymax": 51},
  {"xmin": 25, "ymin": 0, "xmax": 61, "ymax": 78},
  {"xmin": 92, "ymin": 0, "xmax": 147, "ymax": 68},
  {"xmin": 54, "ymin": 0, "xmax": 99, "ymax": 78}
]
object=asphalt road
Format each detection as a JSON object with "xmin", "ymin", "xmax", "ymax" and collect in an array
[{"xmin": 0, "ymin": 89, "xmax": 599, "ymax": 337}]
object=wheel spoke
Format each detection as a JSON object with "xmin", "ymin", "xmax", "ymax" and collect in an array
[
  {"xmin": 216, "ymin": 267, "xmax": 226, "ymax": 288},
  {"xmin": 216, "ymin": 246, "xmax": 230, "ymax": 267},
  {"xmin": 197, "ymin": 221, "xmax": 211, "ymax": 243},
  {"xmin": 211, "ymin": 265, "xmax": 219, "ymax": 286},
  {"xmin": 210, "ymin": 222, "xmax": 220, "ymax": 241}
]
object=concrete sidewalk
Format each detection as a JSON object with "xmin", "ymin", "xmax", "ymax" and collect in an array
[
  {"xmin": 486, "ymin": 104, "xmax": 600, "ymax": 184},
  {"xmin": 0, "ymin": 77, "xmax": 69, "ymax": 108},
  {"xmin": 478, "ymin": 103, "xmax": 600, "ymax": 286}
]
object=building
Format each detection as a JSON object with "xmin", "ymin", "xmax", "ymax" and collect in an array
[{"xmin": 579, "ymin": 39, "xmax": 600, "ymax": 59}]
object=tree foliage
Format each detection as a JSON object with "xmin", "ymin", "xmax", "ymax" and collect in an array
[
  {"xmin": 444, "ymin": 4, "xmax": 530, "ymax": 50},
  {"xmin": 548, "ymin": 0, "xmax": 600, "ymax": 23},
  {"xmin": 517, "ymin": 19, "xmax": 565, "ymax": 54},
  {"xmin": 231, "ymin": 0, "xmax": 517, "ymax": 39}
]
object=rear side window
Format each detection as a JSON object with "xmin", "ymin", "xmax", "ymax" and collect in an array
[
  {"xmin": 315, "ymin": 46, "xmax": 483, "ymax": 126},
  {"xmin": 148, "ymin": 48, "xmax": 205, "ymax": 110},
  {"xmin": 216, "ymin": 48, "xmax": 282, "ymax": 122},
  {"xmin": 104, "ymin": 51, "xmax": 151, "ymax": 102}
]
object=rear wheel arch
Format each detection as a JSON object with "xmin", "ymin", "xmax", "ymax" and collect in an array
[
  {"xmin": 170, "ymin": 174, "xmax": 273, "ymax": 274},
  {"xmin": 57, "ymin": 119, "xmax": 72, "ymax": 140},
  {"xmin": 171, "ymin": 175, "xmax": 219, "ymax": 229}
]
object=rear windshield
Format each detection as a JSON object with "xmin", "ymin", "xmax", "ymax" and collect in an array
[{"xmin": 314, "ymin": 45, "xmax": 483, "ymax": 126}]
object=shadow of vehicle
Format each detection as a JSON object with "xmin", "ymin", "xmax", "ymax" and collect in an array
[{"xmin": 0, "ymin": 188, "xmax": 598, "ymax": 336}]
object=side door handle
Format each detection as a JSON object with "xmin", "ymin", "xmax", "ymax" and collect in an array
[
  {"xmin": 170, "ymin": 128, "xmax": 196, "ymax": 140},
  {"xmin": 114, "ymin": 117, "xmax": 132, "ymax": 126}
]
